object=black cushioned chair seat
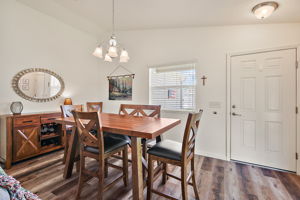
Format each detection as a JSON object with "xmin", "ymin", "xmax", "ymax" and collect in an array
[
  {"xmin": 106, "ymin": 133, "xmax": 149, "ymax": 144},
  {"xmin": 85, "ymin": 136, "xmax": 130, "ymax": 154},
  {"xmin": 106, "ymin": 132, "xmax": 131, "ymax": 144},
  {"xmin": 147, "ymin": 139, "xmax": 182, "ymax": 161}
]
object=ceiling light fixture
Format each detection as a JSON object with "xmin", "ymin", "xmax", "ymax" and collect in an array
[
  {"xmin": 93, "ymin": 0, "xmax": 129, "ymax": 63},
  {"xmin": 252, "ymin": 1, "xmax": 279, "ymax": 19}
]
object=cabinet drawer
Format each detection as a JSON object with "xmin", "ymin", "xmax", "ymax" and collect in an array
[
  {"xmin": 14, "ymin": 116, "xmax": 40, "ymax": 127},
  {"xmin": 41, "ymin": 113, "xmax": 61, "ymax": 124}
]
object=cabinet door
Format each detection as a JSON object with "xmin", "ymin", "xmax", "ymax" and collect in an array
[{"xmin": 13, "ymin": 126, "xmax": 40, "ymax": 161}]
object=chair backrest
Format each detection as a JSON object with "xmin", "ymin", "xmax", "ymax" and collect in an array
[
  {"xmin": 119, "ymin": 104, "xmax": 161, "ymax": 118},
  {"xmin": 61, "ymin": 105, "xmax": 83, "ymax": 117},
  {"xmin": 181, "ymin": 110, "xmax": 203, "ymax": 161},
  {"xmin": 87, "ymin": 102, "xmax": 103, "ymax": 113},
  {"xmin": 72, "ymin": 111, "xmax": 104, "ymax": 155}
]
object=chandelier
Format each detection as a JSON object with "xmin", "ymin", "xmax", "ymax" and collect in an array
[{"xmin": 93, "ymin": 0, "xmax": 129, "ymax": 63}]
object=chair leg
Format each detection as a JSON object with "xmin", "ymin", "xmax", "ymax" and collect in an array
[
  {"xmin": 162, "ymin": 163, "xmax": 167, "ymax": 185},
  {"xmin": 104, "ymin": 158, "xmax": 108, "ymax": 178},
  {"xmin": 191, "ymin": 157, "xmax": 200, "ymax": 200},
  {"xmin": 75, "ymin": 145, "xmax": 80, "ymax": 172},
  {"xmin": 76, "ymin": 160, "xmax": 80, "ymax": 172},
  {"xmin": 63, "ymin": 132, "xmax": 69, "ymax": 164},
  {"xmin": 76, "ymin": 155, "xmax": 85, "ymax": 200},
  {"xmin": 122, "ymin": 146, "xmax": 129, "ymax": 186},
  {"xmin": 142, "ymin": 140, "xmax": 147, "ymax": 179},
  {"xmin": 181, "ymin": 165, "xmax": 188, "ymax": 200},
  {"xmin": 97, "ymin": 160, "xmax": 105, "ymax": 200},
  {"xmin": 63, "ymin": 147, "xmax": 67, "ymax": 164},
  {"xmin": 147, "ymin": 156, "xmax": 154, "ymax": 200}
]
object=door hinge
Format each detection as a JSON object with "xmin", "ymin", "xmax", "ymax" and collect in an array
[
  {"xmin": 296, "ymin": 153, "xmax": 298, "ymax": 160},
  {"xmin": 296, "ymin": 107, "xmax": 299, "ymax": 114},
  {"xmin": 297, "ymin": 60, "xmax": 299, "ymax": 69}
]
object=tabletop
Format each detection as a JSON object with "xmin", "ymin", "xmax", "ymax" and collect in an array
[{"xmin": 54, "ymin": 113, "xmax": 181, "ymax": 139}]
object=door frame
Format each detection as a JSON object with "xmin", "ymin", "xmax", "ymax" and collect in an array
[{"xmin": 226, "ymin": 45, "xmax": 300, "ymax": 174}]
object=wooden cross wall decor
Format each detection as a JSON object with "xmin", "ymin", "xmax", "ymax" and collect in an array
[{"xmin": 201, "ymin": 76, "xmax": 207, "ymax": 86}]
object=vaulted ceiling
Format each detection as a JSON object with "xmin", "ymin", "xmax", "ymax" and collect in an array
[{"xmin": 17, "ymin": 0, "xmax": 300, "ymax": 36}]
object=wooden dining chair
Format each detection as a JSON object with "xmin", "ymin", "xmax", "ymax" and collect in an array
[
  {"xmin": 72, "ymin": 111, "xmax": 129, "ymax": 200},
  {"xmin": 60, "ymin": 105, "xmax": 83, "ymax": 163},
  {"xmin": 119, "ymin": 104, "xmax": 161, "ymax": 118},
  {"xmin": 87, "ymin": 102, "xmax": 103, "ymax": 113},
  {"xmin": 115, "ymin": 104, "xmax": 162, "ymax": 177},
  {"xmin": 118, "ymin": 104, "xmax": 161, "ymax": 157},
  {"xmin": 61, "ymin": 105, "xmax": 83, "ymax": 117},
  {"xmin": 147, "ymin": 110, "xmax": 203, "ymax": 200}
]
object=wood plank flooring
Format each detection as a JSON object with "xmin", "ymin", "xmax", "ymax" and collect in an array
[{"xmin": 4, "ymin": 150, "xmax": 300, "ymax": 200}]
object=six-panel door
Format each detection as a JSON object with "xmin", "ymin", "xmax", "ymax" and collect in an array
[{"xmin": 231, "ymin": 49, "xmax": 297, "ymax": 171}]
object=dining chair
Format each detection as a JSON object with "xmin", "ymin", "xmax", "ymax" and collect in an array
[
  {"xmin": 116, "ymin": 104, "xmax": 161, "ymax": 177},
  {"xmin": 110, "ymin": 104, "xmax": 161, "ymax": 157},
  {"xmin": 147, "ymin": 110, "xmax": 203, "ymax": 200},
  {"xmin": 87, "ymin": 102, "xmax": 103, "ymax": 112},
  {"xmin": 72, "ymin": 111, "xmax": 129, "ymax": 200},
  {"xmin": 60, "ymin": 105, "xmax": 83, "ymax": 163}
]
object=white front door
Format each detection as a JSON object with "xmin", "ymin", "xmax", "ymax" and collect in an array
[{"xmin": 231, "ymin": 49, "xmax": 297, "ymax": 171}]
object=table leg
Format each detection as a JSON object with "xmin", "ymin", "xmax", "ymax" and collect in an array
[
  {"xmin": 131, "ymin": 137, "xmax": 144, "ymax": 200},
  {"xmin": 63, "ymin": 126, "xmax": 78, "ymax": 179}
]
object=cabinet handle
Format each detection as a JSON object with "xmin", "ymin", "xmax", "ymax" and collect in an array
[{"xmin": 23, "ymin": 120, "xmax": 33, "ymax": 123}]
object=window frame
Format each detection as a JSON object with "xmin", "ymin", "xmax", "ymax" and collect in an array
[{"xmin": 148, "ymin": 62, "xmax": 197, "ymax": 112}]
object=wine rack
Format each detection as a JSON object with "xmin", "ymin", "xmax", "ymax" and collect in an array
[{"xmin": 40, "ymin": 123, "xmax": 62, "ymax": 149}]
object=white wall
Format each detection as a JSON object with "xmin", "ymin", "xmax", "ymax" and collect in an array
[
  {"xmin": 1, "ymin": 0, "xmax": 300, "ymax": 161},
  {"xmin": 98, "ymin": 23, "xmax": 300, "ymax": 159},
  {"xmin": 0, "ymin": 0, "xmax": 107, "ymax": 115}
]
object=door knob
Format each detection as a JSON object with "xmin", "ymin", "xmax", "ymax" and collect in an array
[{"xmin": 232, "ymin": 112, "xmax": 242, "ymax": 116}]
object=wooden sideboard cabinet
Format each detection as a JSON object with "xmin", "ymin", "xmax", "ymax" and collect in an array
[{"xmin": 1, "ymin": 112, "xmax": 64, "ymax": 169}]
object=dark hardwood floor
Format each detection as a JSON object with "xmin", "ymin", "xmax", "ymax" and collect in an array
[{"xmin": 4, "ymin": 150, "xmax": 300, "ymax": 200}]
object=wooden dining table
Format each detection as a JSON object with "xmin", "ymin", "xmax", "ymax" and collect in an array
[{"xmin": 54, "ymin": 113, "xmax": 180, "ymax": 200}]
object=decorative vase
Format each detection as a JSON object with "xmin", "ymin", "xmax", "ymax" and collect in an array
[{"xmin": 10, "ymin": 101, "xmax": 23, "ymax": 115}]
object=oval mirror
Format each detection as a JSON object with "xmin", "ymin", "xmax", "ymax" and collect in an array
[{"xmin": 12, "ymin": 68, "xmax": 65, "ymax": 102}]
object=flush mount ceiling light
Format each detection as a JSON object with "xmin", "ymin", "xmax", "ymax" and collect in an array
[
  {"xmin": 252, "ymin": 1, "xmax": 279, "ymax": 19},
  {"xmin": 93, "ymin": 0, "xmax": 129, "ymax": 63}
]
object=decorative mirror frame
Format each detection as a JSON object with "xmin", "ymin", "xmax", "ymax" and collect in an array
[{"xmin": 12, "ymin": 68, "xmax": 65, "ymax": 102}]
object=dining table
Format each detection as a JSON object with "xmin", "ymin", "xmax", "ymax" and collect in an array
[{"xmin": 54, "ymin": 112, "xmax": 181, "ymax": 200}]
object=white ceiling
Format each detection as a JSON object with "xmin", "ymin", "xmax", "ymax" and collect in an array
[{"xmin": 17, "ymin": 0, "xmax": 300, "ymax": 35}]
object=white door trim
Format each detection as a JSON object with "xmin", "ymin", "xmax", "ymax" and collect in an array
[
  {"xmin": 297, "ymin": 45, "xmax": 300, "ymax": 174},
  {"xmin": 226, "ymin": 45, "xmax": 300, "ymax": 174}
]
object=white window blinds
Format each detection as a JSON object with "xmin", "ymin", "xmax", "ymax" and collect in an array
[{"xmin": 149, "ymin": 63, "xmax": 196, "ymax": 111}]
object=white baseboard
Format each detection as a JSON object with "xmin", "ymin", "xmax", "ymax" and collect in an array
[{"xmin": 195, "ymin": 150, "xmax": 227, "ymax": 161}]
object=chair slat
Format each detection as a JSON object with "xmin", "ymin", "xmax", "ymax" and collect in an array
[{"xmin": 86, "ymin": 102, "xmax": 103, "ymax": 113}]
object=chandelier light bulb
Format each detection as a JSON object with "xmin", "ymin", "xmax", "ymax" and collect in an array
[
  {"xmin": 108, "ymin": 46, "xmax": 118, "ymax": 58},
  {"xmin": 120, "ymin": 49, "xmax": 129, "ymax": 63},
  {"xmin": 120, "ymin": 57, "xmax": 129, "ymax": 63},
  {"xmin": 252, "ymin": 1, "xmax": 279, "ymax": 19},
  {"xmin": 104, "ymin": 53, "xmax": 113, "ymax": 62},
  {"xmin": 120, "ymin": 49, "xmax": 129, "ymax": 57},
  {"xmin": 92, "ymin": 46, "xmax": 103, "ymax": 58}
]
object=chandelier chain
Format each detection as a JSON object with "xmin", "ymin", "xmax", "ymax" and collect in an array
[{"xmin": 112, "ymin": 0, "xmax": 115, "ymax": 34}]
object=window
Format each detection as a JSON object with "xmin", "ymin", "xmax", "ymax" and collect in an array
[{"xmin": 149, "ymin": 63, "xmax": 196, "ymax": 111}]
